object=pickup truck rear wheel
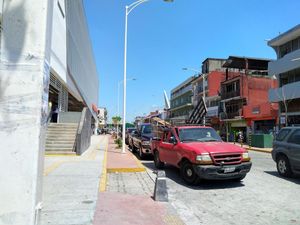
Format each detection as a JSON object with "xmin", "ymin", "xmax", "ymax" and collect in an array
[
  {"xmin": 131, "ymin": 141, "xmax": 137, "ymax": 153},
  {"xmin": 276, "ymin": 155, "xmax": 293, "ymax": 177},
  {"xmin": 138, "ymin": 146, "xmax": 145, "ymax": 159},
  {"xmin": 154, "ymin": 151, "xmax": 164, "ymax": 169},
  {"xmin": 180, "ymin": 161, "xmax": 199, "ymax": 185}
]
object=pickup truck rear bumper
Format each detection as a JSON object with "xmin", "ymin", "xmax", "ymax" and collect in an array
[{"xmin": 193, "ymin": 162, "xmax": 252, "ymax": 180}]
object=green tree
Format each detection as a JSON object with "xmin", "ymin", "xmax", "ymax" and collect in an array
[{"xmin": 111, "ymin": 116, "xmax": 121, "ymax": 126}]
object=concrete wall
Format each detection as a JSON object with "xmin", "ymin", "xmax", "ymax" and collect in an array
[
  {"xmin": 76, "ymin": 108, "xmax": 92, "ymax": 155},
  {"xmin": 50, "ymin": 0, "xmax": 82, "ymax": 102},
  {"xmin": 0, "ymin": 0, "xmax": 53, "ymax": 224},
  {"xmin": 66, "ymin": 0, "xmax": 99, "ymax": 119},
  {"xmin": 58, "ymin": 111, "xmax": 82, "ymax": 123},
  {"xmin": 269, "ymin": 81, "xmax": 300, "ymax": 102},
  {"xmin": 268, "ymin": 49, "xmax": 300, "ymax": 76}
]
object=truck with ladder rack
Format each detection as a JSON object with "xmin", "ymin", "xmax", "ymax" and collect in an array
[{"xmin": 150, "ymin": 118, "xmax": 252, "ymax": 185}]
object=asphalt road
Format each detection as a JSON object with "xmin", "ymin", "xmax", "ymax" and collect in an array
[{"xmin": 140, "ymin": 151, "xmax": 300, "ymax": 225}]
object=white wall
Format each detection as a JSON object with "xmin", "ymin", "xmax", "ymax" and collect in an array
[
  {"xmin": 50, "ymin": 0, "xmax": 82, "ymax": 102},
  {"xmin": 269, "ymin": 81, "xmax": 300, "ymax": 102},
  {"xmin": 268, "ymin": 49, "xmax": 300, "ymax": 76},
  {"xmin": 66, "ymin": 0, "xmax": 99, "ymax": 117},
  {"xmin": 0, "ymin": 0, "xmax": 53, "ymax": 224}
]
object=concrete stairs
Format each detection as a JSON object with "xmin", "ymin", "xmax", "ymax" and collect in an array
[{"xmin": 45, "ymin": 123, "xmax": 78, "ymax": 154}]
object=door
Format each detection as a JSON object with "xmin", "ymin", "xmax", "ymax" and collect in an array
[
  {"xmin": 286, "ymin": 129, "xmax": 300, "ymax": 171},
  {"xmin": 159, "ymin": 131, "xmax": 178, "ymax": 166}
]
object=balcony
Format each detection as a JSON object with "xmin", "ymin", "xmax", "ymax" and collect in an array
[
  {"xmin": 269, "ymin": 48, "xmax": 300, "ymax": 76},
  {"xmin": 269, "ymin": 81, "xmax": 300, "ymax": 102},
  {"xmin": 221, "ymin": 90, "xmax": 240, "ymax": 100},
  {"xmin": 171, "ymin": 84, "xmax": 193, "ymax": 99}
]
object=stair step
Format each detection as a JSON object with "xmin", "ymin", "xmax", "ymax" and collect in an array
[
  {"xmin": 48, "ymin": 123, "xmax": 78, "ymax": 126},
  {"xmin": 45, "ymin": 145, "xmax": 73, "ymax": 150},
  {"xmin": 47, "ymin": 127, "xmax": 77, "ymax": 130},
  {"xmin": 46, "ymin": 123, "xmax": 78, "ymax": 153},
  {"xmin": 47, "ymin": 131, "xmax": 77, "ymax": 135},
  {"xmin": 45, "ymin": 148, "xmax": 74, "ymax": 152},
  {"xmin": 46, "ymin": 134, "xmax": 76, "ymax": 140},
  {"xmin": 46, "ymin": 140, "xmax": 74, "ymax": 144},
  {"xmin": 45, "ymin": 151, "xmax": 76, "ymax": 155},
  {"xmin": 45, "ymin": 143, "xmax": 74, "ymax": 147}
]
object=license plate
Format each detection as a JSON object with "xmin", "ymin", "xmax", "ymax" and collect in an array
[{"xmin": 224, "ymin": 167, "xmax": 235, "ymax": 173}]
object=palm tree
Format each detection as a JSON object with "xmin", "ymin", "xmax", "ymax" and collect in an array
[{"xmin": 111, "ymin": 116, "xmax": 121, "ymax": 136}]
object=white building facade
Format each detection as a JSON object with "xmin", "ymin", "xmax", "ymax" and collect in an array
[
  {"xmin": 268, "ymin": 24, "xmax": 300, "ymax": 126},
  {"xmin": 0, "ymin": 1, "xmax": 99, "ymax": 224}
]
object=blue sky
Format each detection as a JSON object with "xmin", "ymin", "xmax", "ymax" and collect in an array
[{"xmin": 84, "ymin": 0, "xmax": 300, "ymax": 123}]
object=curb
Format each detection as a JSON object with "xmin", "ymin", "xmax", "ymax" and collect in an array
[
  {"xmin": 107, "ymin": 167, "xmax": 146, "ymax": 173},
  {"xmin": 99, "ymin": 140, "xmax": 109, "ymax": 192},
  {"xmin": 247, "ymin": 148, "xmax": 272, "ymax": 154}
]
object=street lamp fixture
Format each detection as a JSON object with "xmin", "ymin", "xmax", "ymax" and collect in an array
[
  {"xmin": 182, "ymin": 67, "xmax": 207, "ymax": 126},
  {"xmin": 121, "ymin": 0, "xmax": 173, "ymax": 154}
]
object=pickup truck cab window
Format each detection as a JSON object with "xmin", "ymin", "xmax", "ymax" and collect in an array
[
  {"xmin": 168, "ymin": 133, "xmax": 176, "ymax": 144},
  {"xmin": 141, "ymin": 125, "xmax": 152, "ymax": 134},
  {"xmin": 179, "ymin": 127, "xmax": 222, "ymax": 142}
]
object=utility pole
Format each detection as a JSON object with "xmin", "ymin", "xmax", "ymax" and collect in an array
[{"xmin": 0, "ymin": 1, "xmax": 53, "ymax": 224}]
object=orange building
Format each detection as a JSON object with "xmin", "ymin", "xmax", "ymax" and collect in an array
[{"xmin": 220, "ymin": 56, "xmax": 278, "ymax": 142}]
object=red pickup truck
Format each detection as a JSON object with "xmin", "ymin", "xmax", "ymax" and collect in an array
[{"xmin": 151, "ymin": 126, "xmax": 252, "ymax": 184}]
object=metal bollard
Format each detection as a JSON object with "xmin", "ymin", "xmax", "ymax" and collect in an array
[{"xmin": 153, "ymin": 170, "xmax": 168, "ymax": 202}]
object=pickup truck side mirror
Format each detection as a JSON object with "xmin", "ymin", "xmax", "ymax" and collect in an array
[{"xmin": 169, "ymin": 136, "xmax": 177, "ymax": 145}]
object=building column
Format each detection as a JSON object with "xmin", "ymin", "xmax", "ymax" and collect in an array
[{"xmin": 0, "ymin": 1, "xmax": 53, "ymax": 225}]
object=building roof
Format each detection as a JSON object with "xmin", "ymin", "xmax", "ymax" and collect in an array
[
  {"xmin": 268, "ymin": 24, "xmax": 300, "ymax": 47},
  {"xmin": 202, "ymin": 58, "xmax": 226, "ymax": 64},
  {"xmin": 171, "ymin": 75, "xmax": 198, "ymax": 94},
  {"xmin": 222, "ymin": 56, "xmax": 271, "ymax": 70}
]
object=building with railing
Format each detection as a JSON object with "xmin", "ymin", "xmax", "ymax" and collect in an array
[
  {"xmin": 220, "ymin": 56, "xmax": 278, "ymax": 142},
  {"xmin": 192, "ymin": 58, "xmax": 227, "ymax": 129},
  {"xmin": 268, "ymin": 24, "xmax": 300, "ymax": 126},
  {"xmin": 169, "ymin": 76, "xmax": 198, "ymax": 124}
]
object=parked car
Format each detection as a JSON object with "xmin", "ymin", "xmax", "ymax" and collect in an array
[
  {"xmin": 131, "ymin": 123, "xmax": 153, "ymax": 159},
  {"xmin": 272, "ymin": 127, "xmax": 300, "ymax": 177},
  {"xmin": 125, "ymin": 128, "xmax": 136, "ymax": 144},
  {"xmin": 151, "ymin": 126, "xmax": 252, "ymax": 185}
]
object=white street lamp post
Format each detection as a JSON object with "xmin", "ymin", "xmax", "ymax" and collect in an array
[
  {"xmin": 122, "ymin": 0, "xmax": 173, "ymax": 154},
  {"xmin": 182, "ymin": 67, "xmax": 206, "ymax": 126},
  {"xmin": 117, "ymin": 78, "xmax": 136, "ymax": 139}
]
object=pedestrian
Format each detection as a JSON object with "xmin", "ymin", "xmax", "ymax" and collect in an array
[
  {"xmin": 238, "ymin": 130, "xmax": 244, "ymax": 144},
  {"xmin": 51, "ymin": 105, "xmax": 58, "ymax": 123}
]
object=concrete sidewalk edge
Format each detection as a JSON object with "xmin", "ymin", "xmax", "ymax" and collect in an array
[{"xmin": 99, "ymin": 140, "xmax": 109, "ymax": 192}]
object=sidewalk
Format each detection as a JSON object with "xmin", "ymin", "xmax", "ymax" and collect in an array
[
  {"xmin": 41, "ymin": 135, "xmax": 184, "ymax": 225},
  {"xmin": 40, "ymin": 135, "xmax": 107, "ymax": 225},
  {"xmin": 231, "ymin": 142, "xmax": 272, "ymax": 153},
  {"xmin": 93, "ymin": 136, "xmax": 184, "ymax": 225}
]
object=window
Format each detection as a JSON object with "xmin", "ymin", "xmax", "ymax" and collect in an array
[
  {"xmin": 168, "ymin": 133, "xmax": 176, "ymax": 143},
  {"xmin": 276, "ymin": 129, "xmax": 291, "ymax": 141},
  {"xmin": 279, "ymin": 37, "xmax": 300, "ymax": 58},
  {"xmin": 141, "ymin": 125, "xmax": 152, "ymax": 134},
  {"xmin": 179, "ymin": 128, "xmax": 222, "ymax": 142},
  {"xmin": 287, "ymin": 129, "xmax": 300, "ymax": 145}
]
